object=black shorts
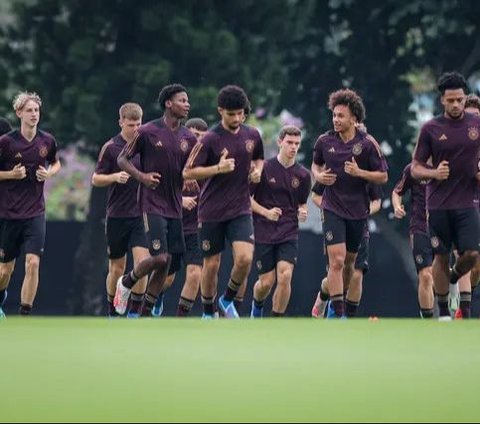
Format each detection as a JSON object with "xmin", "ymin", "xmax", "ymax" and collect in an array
[
  {"xmin": 198, "ymin": 214, "xmax": 254, "ymax": 258},
  {"xmin": 322, "ymin": 209, "xmax": 366, "ymax": 254},
  {"xmin": 254, "ymin": 240, "xmax": 298, "ymax": 275},
  {"xmin": 143, "ymin": 214, "xmax": 185, "ymax": 256},
  {"xmin": 0, "ymin": 215, "xmax": 46, "ymax": 262},
  {"xmin": 184, "ymin": 233, "xmax": 202, "ymax": 266},
  {"xmin": 411, "ymin": 232, "xmax": 433, "ymax": 272},
  {"xmin": 354, "ymin": 236, "xmax": 369, "ymax": 274},
  {"xmin": 105, "ymin": 216, "xmax": 148, "ymax": 260},
  {"xmin": 428, "ymin": 208, "xmax": 480, "ymax": 254}
]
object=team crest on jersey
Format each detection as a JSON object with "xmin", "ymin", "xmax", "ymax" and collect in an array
[
  {"xmin": 39, "ymin": 145, "xmax": 48, "ymax": 158},
  {"xmin": 325, "ymin": 231, "xmax": 334, "ymax": 242},
  {"xmin": 245, "ymin": 139, "xmax": 255, "ymax": 153},
  {"xmin": 152, "ymin": 239, "xmax": 161, "ymax": 251},
  {"xmin": 180, "ymin": 139, "xmax": 189, "ymax": 152},
  {"xmin": 415, "ymin": 255, "xmax": 424, "ymax": 265},
  {"xmin": 202, "ymin": 240, "xmax": 211, "ymax": 252},
  {"xmin": 352, "ymin": 143, "xmax": 363, "ymax": 156},
  {"xmin": 291, "ymin": 177, "xmax": 300, "ymax": 189},
  {"xmin": 256, "ymin": 260, "xmax": 262, "ymax": 271},
  {"xmin": 468, "ymin": 127, "xmax": 479, "ymax": 141},
  {"xmin": 430, "ymin": 236, "xmax": 439, "ymax": 248}
]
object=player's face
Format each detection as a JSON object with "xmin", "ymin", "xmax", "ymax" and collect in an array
[
  {"xmin": 188, "ymin": 127, "xmax": 207, "ymax": 141},
  {"xmin": 219, "ymin": 108, "xmax": 244, "ymax": 131},
  {"xmin": 167, "ymin": 91, "xmax": 190, "ymax": 119},
  {"xmin": 278, "ymin": 134, "xmax": 301, "ymax": 161},
  {"xmin": 17, "ymin": 100, "xmax": 40, "ymax": 128},
  {"xmin": 465, "ymin": 106, "xmax": 480, "ymax": 117},
  {"xmin": 441, "ymin": 89, "xmax": 465, "ymax": 119},
  {"xmin": 332, "ymin": 105, "xmax": 356, "ymax": 134},
  {"xmin": 120, "ymin": 118, "xmax": 142, "ymax": 141}
]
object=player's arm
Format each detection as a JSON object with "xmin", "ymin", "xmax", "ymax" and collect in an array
[
  {"xmin": 297, "ymin": 202, "xmax": 308, "ymax": 222},
  {"xmin": 250, "ymin": 196, "xmax": 282, "ymax": 222},
  {"xmin": 344, "ymin": 157, "xmax": 388, "ymax": 184},
  {"xmin": 91, "ymin": 172, "xmax": 129, "ymax": 187},
  {"xmin": 369, "ymin": 199, "xmax": 381, "ymax": 215},
  {"xmin": 411, "ymin": 159, "xmax": 449, "ymax": 181},
  {"xmin": 311, "ymin": 192, "xmax": 323, "ymax": 209},
  {"xmin": 183, "ymin": 147, "xmax": 234, "ymax": 180},
  {"xmin": 249, "ymin": 159, "xmax": 264, "ymax": 184},
  {"xmin": 311, "ymin": 163, "xmax": 337, "ymax": 185},
  {"xmin": 36, "ymin": 159, "xmax": 61, "ymax": 182},
  {"xmin": 0, "ymin": 163, "xmax": 27, "ymax": 180}
]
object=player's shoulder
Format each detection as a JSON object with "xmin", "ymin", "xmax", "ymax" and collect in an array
[
  {"xmin": 295, "ymin": 162, "xmax": 311, "ymax": 179},
  {"xmin": 202, "ymin": 124, "xmax": 222, "ymax": 143},
  {"xmin": 314, "ymin": 130, "xmax": 336, "ymax": 146},
  {"xmin": 0, "ymin": 129, "xmax": 16, "ymax": 144},
  {"xmin": 98, "ymin": 137, "xmax": 116, "ymax": 158},
  {"xmin": 37, "ymin": 129, "xmax": 56, "ymax": 143},
  {"xmin": 241, "ymin": 123, "xmax": 262, "ymax": 138},
  {"xmin": 465, "ymin": 112, "xmax": 480, "ymax": 125}
]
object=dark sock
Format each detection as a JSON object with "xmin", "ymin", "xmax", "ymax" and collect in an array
[
  {"xmin": 437, "ymin": 293, "xmax": 449, "ymax": 317},
  {"xmin": 19, "ymin": 303, "xmax": 32, "ymax": 315},
  {"xmin": 253, "ymin": 297, "xmax": 264, "ymax": 309},
  {"xmin": 202, "ymin": 295, "xmax": 215, "ymax": 316},
  {"xmin": 234, "ymin": 296, "xmax": 243, "ymax": 313},
  {"xmin": 123, "ymin": 270, "xmax": 140, "ymax": 290},
  {"xmin": 271, "ymin": 311, "xmax": 284, "ymax": 317},
  {"xmin": 224, "ymin": 278, "xmax": 241, "ymax": 302},
  {"xmin": 129, "ymin": 292, "xmax": 144, "ymax": 314},
  {"xmin": 107, "ymin": 294, "xmax": 118, "ymax": 316},
  {"xmin": 177, "ymin": 296, "xmax": 195, "ymax": 317},
  {"xmin": 141, "ymin": 293, "xmax": 156, "ymax": 316},
  {"xmin": 319, "ymin": 289, "xmax": 329, "ymax": 302},
  {"xmin": 345, "ymin": 299, "xmax": 359, "ymax": 318},
  {"xmin": 420, "ymin": 308, "xmax": 434, "ymax": 319},
  {"xmin": 460, "ymin": 291, "xmax": 471, "ymax": 318},
  {"xmin": 331, "ymin": 294, "xmax": 344, "ymax": 317},
  {"xmin": 450, "ymin": 266, "xmax": 461, "ymax": 285},
  {"xmin": 0, "ymin": 289, "xmax": 6, "ymax": 307}
]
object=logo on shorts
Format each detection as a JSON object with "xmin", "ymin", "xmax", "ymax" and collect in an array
[
  {"xmin": 431, "ymin": 236, "xmax": 439, "ymax": 248},
  {"xmin": 325, "ymin": 231, "xmax": 334, "ymax": 242},
  {"xmin": 291, "ymin": 177, "xmax": 300, "ymax": 189},
  {"xmin": 0, "ymin": 249, "xmax": 4, "ymax": 259},
  {"xmin": 180, "ymin": 139, "xmax": 189, "ymax": 152},
  {"xmin": 245, "ymin": 139, "xmax": 255, "ymax": 153},
  {"xmin": 256, "ymin": 260, "xmax": 262, "ymax": 270},
  {"xmin": 39, "ymin": 145, "xmax": 48, "ymax": 158},
  {"xmin": 152, "ymin": 239, "xmax": 161, "ymax": 250},
  {"xmin": 202, "ymin": 240, "xmax": 211, "ymax": 252},
  {"xmin": 468, "ymin": 127, "xmax": 479, "ymax": 141},
  {"xmin": 415, "ymin": 255, "xmax": 424, "ymax": 265},
  {"xmin": 352, "ymin": 143, "xmax": 363, "ymax": 156}
]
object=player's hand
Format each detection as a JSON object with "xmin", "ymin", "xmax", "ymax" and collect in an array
[
  {"xmin": 248, "ymin": 163, "xmax": 261, "ymax": 183},
  {"xmin": 436, "ymin": 160, "xmax": 449, "ymax": 180},
  {"xmin": 217, "ymin": 149, "xmax": 235, "ymax": 174},
  {"xmin": 182, "ymin": 196, "xmax": 197, "ymax": 211},
  {"xmin": 344, "ymin": 156, "xmax": 361, "ymax": 177},
  {"xmin": 266, "ymin": 207, "xmax": 282, "ymax": 221},
  {"xmin": 140, "ymin": 172, "xmax": 161, "ymax": 189},
  {"xmin": 298, "ymin": 206, "xmax": 308, "ymax": 222},
  {"xmin": 183, "ymin": 179, "xmax": 200, "ymax": 192},
  {"xmin": 115, "ymin": 171, "xmax": 130, "ymax": 184},
  {"xmin": 11, "ymin": 163, "xmax": 26, "ymax": 180},
  {"xmin": 36, "ymin": 165, "xmax": 49, "ymax": 182},
  {"xmin": 394, "ymin": 205, "xmax": 406, "ymax": 219},
  {"xmin": 318, "ymin": 168, "xmax": 337, "ymax": 186}
]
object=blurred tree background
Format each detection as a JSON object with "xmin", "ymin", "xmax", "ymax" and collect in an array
[{"xmin": 1, "ymin": 0, "xmax": 479, "ymax": 313}]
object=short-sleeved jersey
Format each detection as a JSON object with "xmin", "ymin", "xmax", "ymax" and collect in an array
[
  {"xmin": 122, "ymin": 118, "xmax": 197, "ymax": 219},
  {"xmin": 95, "ymin": 134, "xmax": 142, "ymax": 218},
  {"xmin": 313, "ymin": 129, "xmax": 387, "ymax": 220},
  {"xmin": 413, "ymin": 113, "xmax": 480, "ymax": 210},
  {"xmin": 0, "ymin": 129, "xmax": 58, "ymax": 219},
  {"xmin": 393, "ymin": 163, "xmax": 429, "ymax": 235},
  {"xmin": 186, "ymin": 123, "xmax": 264, "ymax": 223},
  {"xmin": 251, "ymin": 157, "xmax": 311, "ymax": 244}
]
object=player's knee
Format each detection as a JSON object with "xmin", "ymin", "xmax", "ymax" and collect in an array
[
  {"xmin": 418, "ymin": 267, "xmax": 433, "ymax": 287},
  {"xmin": 204, "ymin": 256, "xmax": 221, "ymax": 273},
  {"xmin": 0, "ymin": 265, "xmax": 13, "ymax": 285},
  {"xmin": 25, "ymin": 256, "xmax": 40, "ymax": 272},
  {"xmin": 109, "ymin": 261, "xmax": 125, "ymax": 278},
  {"xmin": 329, "ymin": 255, "xmax": 345, "ymax": 272},
  {"xmin": 277, "ymin": 267, "xmax": 293, "ymax": 285},
  {"xmin": 235, "ymin": 253, "xmax": 253, "ymax": 270},
  {"xmin": 153, "ymin": 253, "xmax": 170, "ymax": 270},
  {"xmin": 259, "ymin": 273, "xmax": 276, "ymax": 289}
]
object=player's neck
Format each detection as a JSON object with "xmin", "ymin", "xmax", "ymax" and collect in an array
[
  {"xmin": 338, "ymin": 127, "xmax": 356, "ymax": 143},
  {"xmin": 163, "ymin": 114, "xmax": 181, "ymax": 131},
  {"xmin": 120, "ymin": 131, "xmax": 135, "ymax": 143},
  {"xmin": 221, "ymin": 120, "xmax": 241, "ymax": 135},
  {"xmin": 444, "ymin": 111, "xmax": 465, "ymax": 121},
  {"xmin": 277, "ymin": 153, "xmax": 295, "ymax": 168},
  {"xmin": 21, "ymin": 123, "xmax": 37, "ymax": 142}
]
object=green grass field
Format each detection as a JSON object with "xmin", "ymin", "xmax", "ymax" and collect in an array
[{"xmin": 1, "ymin": 318, "xmax": 479, "ymax": 422}]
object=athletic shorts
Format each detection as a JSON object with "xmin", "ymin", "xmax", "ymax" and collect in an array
[
  {"xmin": 411, "ymin": 232, "xmax": 433, "ymax": 272},
  {"xmin": 254, "ymin": 240, "xmax": 298, "ymax": 275},
  {"xmin": 105, "ymin": 216, "xmax": 148, "ymax": 259},
  {"xmin": 322, "ymin": 209, "xmax": 366, "ymax": 254}
]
